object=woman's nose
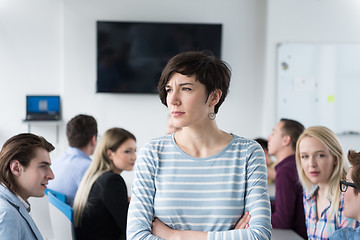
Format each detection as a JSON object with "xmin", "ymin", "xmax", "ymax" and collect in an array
[
  {"xmin": 309, "ymin": 156, "xmax": 317, "ymax": 166},
  {"xmin": 168, "ymin": 91, "xmax": 180, "ymax": 105}
]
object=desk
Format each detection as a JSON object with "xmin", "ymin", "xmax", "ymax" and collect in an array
[
  {"xmin": 23, "ymin": 120, "xmax": 62, "ymax": 143},
  {"xmin": 272, "ymin": 229, "xmax": 304, "ymax": 240}
]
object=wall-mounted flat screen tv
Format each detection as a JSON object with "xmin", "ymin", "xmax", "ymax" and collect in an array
[{"xmin": 97, "ymin": 21, "xmax": 222, "ymax": 93}]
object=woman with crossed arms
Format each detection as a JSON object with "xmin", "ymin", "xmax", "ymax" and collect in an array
[{"xmin": 127, "ymin": 51, "xmax": 271, "ymax": 240}]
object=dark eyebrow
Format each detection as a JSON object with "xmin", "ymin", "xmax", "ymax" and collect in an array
[
  {"xmin": 38, "ymin": 162, "xmax": 51, "ymax": 166},
  {"xmin": 165, "ymin": 82, "xmax": 194, "ymax": 88}
]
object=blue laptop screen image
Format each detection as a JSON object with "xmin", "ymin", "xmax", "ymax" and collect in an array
[{"xmin": 26, "ymin": 96, "xmax": 61, "ymax": 120}]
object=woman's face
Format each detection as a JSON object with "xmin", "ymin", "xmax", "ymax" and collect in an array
[
  {"xmin": 14, "ymin": 148, "xmax": 54, "ymax": 200},
  {"xmin": 108, "ymin": 139, "xmax": 136, "ymax": 173},
  {"xmin": 299, "ymin": 136, "xmax": 336, "ymax": 186},
  {"xmin": 165, "ymin": 73, "xmax": 217, "ymax": 129}
]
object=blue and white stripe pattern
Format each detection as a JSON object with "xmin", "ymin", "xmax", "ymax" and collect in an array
[{"xmin": 127, "ymin": 134, "xmax": 272, "ymax": 240}]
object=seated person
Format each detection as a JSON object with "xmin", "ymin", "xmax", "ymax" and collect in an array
[
  {"xmin": 330, "ymin": 150, "xmax": 360, "ymax": 239},
  {"xmin": 0, "ymin": 133, "xmax": 55, "ymax": 240},
  {"xmin": 255, "ymin": 138, "xmax": 276, "ymax": 182},
  {"xmin": 268, "ymin": 118, "xmax": 307, "ymax": 239},
  {"xmin": 73, "ymin": 128, "xmax": 137, "ymax": 240},
  {"xmin": 47, "ymin": 114, "xmax": 98, "ymax": 205},
  {"xmin": 166, "ymin": 115, "xmax": 182, "ymax": 134},
  {"xmin": 296, "ymin": 126, "xmax": 359, "ymax": 239}
]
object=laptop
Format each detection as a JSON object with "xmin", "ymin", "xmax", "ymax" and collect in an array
[{"xmin": 25, "ymin": 95, "xmax": 61, "ymax": 121}]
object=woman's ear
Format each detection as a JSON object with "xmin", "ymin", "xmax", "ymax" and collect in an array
[
  {"xmin": 209, "ymin": 89, "xmax": 222, "ymax": 107},
  {"xmin": 107, "ymin": 149, "xmax": 113, "ymax": 160},
  {"xmin": 10, "ymin": 160, "xmax": 22, "ymax": 176}
]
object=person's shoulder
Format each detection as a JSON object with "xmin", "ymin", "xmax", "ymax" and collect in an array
[
  {"xmin": 99, "ymin": 171, "xmax": 123, "ymax": 181},
  {"xmin": 330, "ymin": 227, "xmax": 358, "ymax": 240},
  {"xmin": 0, "ymin": 195, "xmax": 19, "ymax": 220},
  {"xmin": 100, "ymin": 171, "xmax": 126, "ymax": 185},
  {"xmin": 230, "ymin": 134, "xmax": 255, "ymax": 144},
  {"xmin": 149, "ymin": 134, "xmax": 173, "ymax": 144},
  {"xmin": 230, "ymin": 135, "xmax": 262, "ymax": 150},
  {"xmin": 141, "ymin": 135, "xmax": 174, "ymax": 151}
]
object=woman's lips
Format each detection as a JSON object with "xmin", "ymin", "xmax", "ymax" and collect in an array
[
  {"xmin": 309, "ymin": 171, "xmax": 320, "ymax": 176},
  {"xmin": 172, "ymin": 111, "xmax": 184, "ymax": 117}
]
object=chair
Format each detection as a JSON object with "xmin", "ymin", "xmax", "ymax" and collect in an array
[
  {"xmin": 45, "ymin": 188, "xmax": 67, "ymax": 203},
  {"xmin": 47, "ymin": 191, "xmax": 76, "ymax": 240},
  {"xmin": 28, "ymin": 194, "xmax": 55, "ymax": 240}
]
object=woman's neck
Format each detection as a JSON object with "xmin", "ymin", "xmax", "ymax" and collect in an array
[
  {"xmin": 174, "ymin": 124, "xmax": 232, "ymax": 158},
  {"xmin": 317, "ymin": 184, "xmax": 329, "ymax": 200}
]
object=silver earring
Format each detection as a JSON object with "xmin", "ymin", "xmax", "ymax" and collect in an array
[{"xmin": 208, "ymin": 112, "xmax": 216, "ymax": 120}]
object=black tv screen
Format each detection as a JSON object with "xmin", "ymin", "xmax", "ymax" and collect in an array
[{"xmin": 97, "ymin": 21, "xmax": 222, "ymax": 93}]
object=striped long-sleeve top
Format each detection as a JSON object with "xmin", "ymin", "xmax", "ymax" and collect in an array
[{"xmin": 127, "ymin": 134, "xmax": 272, "ymax": 240}]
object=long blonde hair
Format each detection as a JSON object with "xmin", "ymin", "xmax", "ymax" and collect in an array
[
  {"xmin": 73, "ymin": 128, "xmax": 136, "ymax": 227},
  {"xmin": 295, "ymin": 126, "xmax": 346, "ymax": 215}
]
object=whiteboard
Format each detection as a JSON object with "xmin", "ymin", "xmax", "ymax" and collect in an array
[{"xmin": 276, "ymin": 43, "xmax": 360, "ymax": 134}]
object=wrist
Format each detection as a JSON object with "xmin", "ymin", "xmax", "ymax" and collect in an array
[{"xmin": 169, "ymin": 229, "xmax": 182, "ymax": 240}]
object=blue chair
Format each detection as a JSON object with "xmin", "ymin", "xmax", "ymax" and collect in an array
[
  {"xmin": 45, "ymin": 188, "xmax": 67, "ymax": 203},
  {"xmin": 47, "ymin": 191, "xmax": 76, "ymax": 240}
]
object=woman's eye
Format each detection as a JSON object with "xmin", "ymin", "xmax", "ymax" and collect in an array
[
  {"xmin": 165, "ymin": 88, "xmax": 172, "ymax": 93},
  {"xmin": 182, "ymin": 87, "xmax": 191, "ymax": 91},
  {"xmin": 301, "ymin": 155, "xmax": 308, "ymax": 159},
  {"xmin": 317, "ymin": 154, "xmax": 326, "ymax": 158}
]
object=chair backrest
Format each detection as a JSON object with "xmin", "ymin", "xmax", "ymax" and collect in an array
[
  {"xmin": 47, "ymin": 191, "xmax": 75, "ymax": 240},
  {"xmin": 46, "ymin": 188, "xmax": 67, "ymax": 203}
]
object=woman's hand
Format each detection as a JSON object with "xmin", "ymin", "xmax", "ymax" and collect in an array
[
  {"xmin": 234, "ymin": 211, "xmax": 251, "ymax": 229},
  {"xmin": 152, "ymin": 218, "xmax": 207, "ymax": 240},
  {"xmin": 152, "ymin": 218, "xmax": 175, "ymax": 240}
]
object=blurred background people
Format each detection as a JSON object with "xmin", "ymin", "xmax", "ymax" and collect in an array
[
  {"xmin": 166, "ymin": 115, "xmax": 182, "ymax": 134},
  {"xmin": 73, "ymin": 128, "xmax": 136, "ymax": 240},
  {"xmin": 255, "ymin": 138, "xmax": 276, "ymax": 182},
  {"xmin": 267, "ymin": 118, "xmax": 307, "ymax": 239},
  {"xmin": 48, "ymin": 114, "xmax": 98, "ymax": 206}
]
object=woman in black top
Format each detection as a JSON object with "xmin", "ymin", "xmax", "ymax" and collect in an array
[{"xmin": 73, "ymin": 128, "xmax": 136, "ymax": 240}]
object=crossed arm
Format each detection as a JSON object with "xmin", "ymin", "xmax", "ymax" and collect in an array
[{"xmin": 151, "ymin": 212, "xmax": 251, "ymax": 240}]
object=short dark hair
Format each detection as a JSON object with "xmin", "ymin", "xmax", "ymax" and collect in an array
[
  {"xmin": 348, "ymin": 150, "xmax": 360, "ymax": 195},
  {"xmin": 66, "ymin": 114, "xmax": 98, "ymax": 148},
  {"xmin": 0, "ymin": 133, "xmax": 54, "ymax": 194},
  {"xmin": 158, "ymin": 51, "xmax": 231, "ymax": 114},
  {"xmin": 255, "ymin": 138, "xmax": 268, "ymax": 151},
  {"xmin": 280, "ymin": 118, "xmax": 305, "ymax": 151}
]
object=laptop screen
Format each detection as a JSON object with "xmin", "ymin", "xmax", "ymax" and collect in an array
[{"xmin": 26, "ymin": 96, "xmax": 60, "ymax": 120}]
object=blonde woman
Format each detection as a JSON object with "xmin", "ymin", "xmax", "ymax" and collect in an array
[
  {"xmin": 295, "ymin": 126, "xmax": 359, "ymax": 239},
  {"xmin": 73, "ymin": 128, "xmax": 136, "ymax": 240}
]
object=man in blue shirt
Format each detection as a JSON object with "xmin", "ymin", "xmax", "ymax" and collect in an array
[{"xmin": 47, "ymin": 114, "xmax": 98, "ymax": 206}]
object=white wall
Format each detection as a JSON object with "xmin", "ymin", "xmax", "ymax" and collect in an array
[
  {"xmin": 0, "ymin": 0, "xmax": 267, "ymax": 189},
  {"xmin": 264, "ymin": 0, "xmax": 360, "ymax": 153},
  {"xmin": 1, "ymin": 0, "xmax": 360, "ymax": 189},
  {"xmin": 0, "ymin": 0, "xmax": 62, "ymax": 153}
]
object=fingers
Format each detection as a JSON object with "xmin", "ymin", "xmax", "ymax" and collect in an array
[{"xmin": 234, "ymin": 211, "xmax": 251, "ymax": 229}]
